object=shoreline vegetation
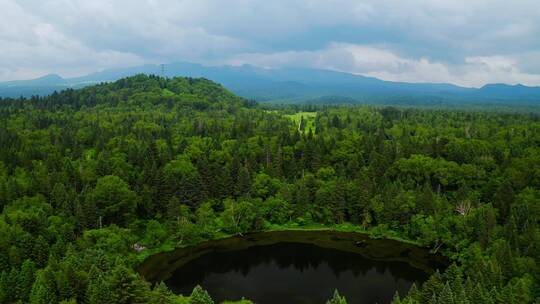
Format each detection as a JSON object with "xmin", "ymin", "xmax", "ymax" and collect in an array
[{"xmin": 135, "ymin": 223, "xmax": 428, "ymax": 264}]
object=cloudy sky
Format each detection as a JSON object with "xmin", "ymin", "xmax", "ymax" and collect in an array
[{"xmin": 1, "ymin": 0, "xmax": 539, "ymax": 87}]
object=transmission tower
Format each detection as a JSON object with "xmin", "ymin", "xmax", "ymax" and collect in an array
[{"xmin": 160, "ymin": 64, "xmax": 165, "ymax": 78}]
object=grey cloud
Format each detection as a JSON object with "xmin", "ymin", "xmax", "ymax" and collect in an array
[
  {"xmin": 228, "ymin": 43, "xmax": 540, "ymax": 87},
  {"xmin": 0, "ymin": 0, "xmax": 539, "ymax": 86}
]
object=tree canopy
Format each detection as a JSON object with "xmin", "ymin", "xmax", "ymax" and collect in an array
[{"xmin": 0, "ymin": 75, "xmax": 538, "ymax": 303}]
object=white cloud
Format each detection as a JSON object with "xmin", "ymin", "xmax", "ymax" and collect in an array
[
  {"xmin": 227, "ymin": 43, "xmax": 540, "ymax": 87},
  {"xmin": 0, "ymin": 1, "xmax": 147, "ymax": 80}
]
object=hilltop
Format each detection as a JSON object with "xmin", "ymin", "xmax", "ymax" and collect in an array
[{"xmin": 0, "ymin": 74, "xmax": 248, "ymax": 110}]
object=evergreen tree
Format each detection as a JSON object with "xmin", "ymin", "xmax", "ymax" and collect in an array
[
  {"xmin": 235, "ymin": 165, "xmax": 251, "ymax": 197},
  {"xmin": 108, "ymin": 263, "xmax": 149, "ymax": 304},
  {"xmin": 30, "ymin": 269, "xmax": 58, "ymax": 304},
  {"xmin": 32, "ymin": 235, "xmax": 50, "ymax": 268},
  {"xmin": 17, "ymin": 259, "xmax": 37, "ymax": 301},
  {"xmin": 326, "ymin": 289, "xmax": 347, "ymax": 304},
  {"xmin": 437, "ymin": 283, "xmax": 454, "ymax": 304},
  {"xmin": 190, "ymin": 285, "xmax": 214, "ymax": 304},
  {"xmin": 392, "ymin": 291, "xmax": 402, "ymax": 304},
  {"xmin": 421, "ymin": 270, "xmax": 443, "ymax": 303},
  {"xmin": 0, "ymin": 271, "xmax": 11, "ymax": 303},
  {"xmin": 86, "ymin": 266, "xmax": 113, "ymax": 304},
  {"xmin": 151, "ymin": 281, "xmax": 173, "ymax": 304}
]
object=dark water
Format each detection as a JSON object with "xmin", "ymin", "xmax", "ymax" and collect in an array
[
  {"xmin": 164, "ymin": 242, "xmax": 428, "ymax": 304},
  {"xmin": 139, "ymin": 231, "xmax": 446, "ymax": 304}
]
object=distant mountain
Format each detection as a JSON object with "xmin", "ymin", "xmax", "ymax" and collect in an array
[
  {"xmin": 1, "ymin": 62, "xmax": 540, "ymax": 104},
  {"xmin": 0, "ymin": 74, "xmax": 71, "ymax": 97}
]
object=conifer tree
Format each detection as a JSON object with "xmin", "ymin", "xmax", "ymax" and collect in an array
[
  {"xmin": 392, "ymin": 291, "xmax": 402, "ymax": 304},
  {"xmin": 421, "ymin": 270, "xmax": 443, "ymax": 303},
  {"xmin": 437, "ymin": 283, "xmax": 454, "ymax": 304},
  {"xmin": 18, "ymin": 259, "xmax": 36, "ymax": 301},
  {"xmin": 109, "ymin": 263, "xmax": 149, "ymax": 304},
  {"xmin": 86, "ymin": 266, "xmax": 113, "ymax": 304},
  {"xmin": 152, "ymin": 281, "xmax": 173, "ymax": 304},
  {"xmin": 0, "ymin": 271, "xmax": 11, "ymax": 303},
  {"xmin": 326, "ymin": 289, "xmax": 347, "ymax": 304},
  {"xmin": 190, "ymin": 285, "xmax": 214, "ymax": 304},
  {"xmin": 30, "ymin": 269, "xmax": 58, "ymax": 304}
]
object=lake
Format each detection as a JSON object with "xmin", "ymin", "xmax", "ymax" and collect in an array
[{"xmin": 138, "ymin": 230, "xmax": 447, "ymax": 304}]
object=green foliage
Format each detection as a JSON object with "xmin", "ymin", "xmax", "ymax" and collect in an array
[
  {"xmin": 86, "ymin": 266, "xmax": 113, "ymax": 304},
  {"xmin": 189, "ymin": 285, "xmax": 214, "ymax": 304},
  {"xmin": 18, "ymin": 259, "xmax": 37, "ymax": 301},
  {"xmin": 220, "ymin": 198, "xmax": 261, "ymax": 234},
  {"xmin": 143, "ymin": 220, "xmax": 168, "ymax": 247},
  {"xmin": 326, "ymin": 289, "xmax": 348, "ymax": 304},
  {"xmin": 252, "ymin": 172, "xmax": 281, "ymax": 199},
  {"xmin": 261, "ymin": 197, "xmax": 292, "ymax": 224},
  {"xmin": 89, "ymin": 175, "xmax": 138, "ymax": 226},
  {"xmin": 285, "ymin": 112, "xmax": 317, "ymax": 133},
  {"xmin": 195, "ymin": 202, "xmax": 217, "ymax": 236},
  {"xmin": 151, "ymin": 282, "xmax": 174, "ymax": 304},
  {"xmin": 0, "ymin": 76, "xmax": 539, "ymax": 303},
  {"xmin": 109, "ymin": 263, "xmax": 150, "ymax": 304},
  {"xmin": 30, "ymin": 268, "xmax": 58, "ymax": 304}
]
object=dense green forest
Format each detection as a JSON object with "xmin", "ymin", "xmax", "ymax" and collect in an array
[{"xmin": 0, "ymin": 75, "xmax": 539, "ymax": 303}]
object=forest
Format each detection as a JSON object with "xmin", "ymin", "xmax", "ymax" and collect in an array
[{"xmin": 0, "ymin": 74, "xmax": 538, "ymax": 303}]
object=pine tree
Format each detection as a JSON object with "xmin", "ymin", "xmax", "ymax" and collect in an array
[
  {"xmin": 492, "ymin": 180, "xmax": 514, "ymax": 221},
  {"xmin": 443, "ymin": 263, "xmax": 465, "ymax": 300},
  {"xmin": 109, "ymin": 263, "xmax": 142, "ymax": 304},
  {"xmin": 443, "ymin": 263, "xmax": 462, "ymax": 283},
  {"xmin": 437, "ymin": 282, "xmax": 454, "ymax": 304},
  {"xmin": 392, "ymin": 291, "xmax": 402, "ymax": 304},
  {"xmin": 299, "ymin": 116, "xmax": 306, "ymax": 132},
  {"xmin": 407, "ymin": 283, "xmax": 421, "ymax": 302},
  {"xmin": 453, "ymin": 288, "xmax": 470, "ymax": 304},
  {"xmin": 152, "ymin": 281, "xmax": 173, "ymax": 304},
  {"xmin": 421, "ymin": 270, "xmax": 443, "ymax": 303},
  {"xmin": 55, "ymin": 268, "xmax": 76, "ymax": 301},
  {"xmin": 235, "ymin": 165, "xmax": 251, "ymax": 197},
  {"xmin": 30, "ymin": 269, "xmax": 58, "ymax": 304},
  {"xmin": 463, "ymin": 277, "xmax": 475, "ymax": 299},
  {"xmin": 75, "ymin": 193, "xmax": 97, "ymax": 229},
  {"xmin": 86, "ymin": 266, "xmax": 113, "ymax": 304},
  {"xmin": 469, "ymin": 284, "xmax": 491, "ymax": 304},
  {"xmin": 32, "ymin": 235, "xmax": 50, "ymax": 268},
  {"xmin": 18, "ymin": 259, "xmax": 37, "ymax": 302},
  {"xmin": 9, "ymin": 267, "xmax": 20, "ymax": 300},
  {"xmin": 190, "ymin": 285, "xmax": 214, "ymax": 304},
  {"xmin": 0, "ymin": 271, "xmax": 11, "ymax": 303},
  {"xmin": 326, "ymin": 289, "xmax": 347, "ymax": 304}
]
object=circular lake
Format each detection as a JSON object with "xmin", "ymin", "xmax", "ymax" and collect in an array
[{"xmin": 138, "ymin": 230, "xmax": 447, "ymax": 304}]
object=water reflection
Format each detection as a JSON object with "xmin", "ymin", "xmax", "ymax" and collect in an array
[{"xmin": 165, "ymin": 242, "xmax": 427, "ymax": 304}]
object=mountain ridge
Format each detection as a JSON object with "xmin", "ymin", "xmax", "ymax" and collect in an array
[{"xmin": 1, "ymin": 62, "xmax": 539, "ymax": 104}]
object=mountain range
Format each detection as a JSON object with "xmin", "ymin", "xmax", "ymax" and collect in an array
[{"xmin": 1, "ymin": 62, "xmax": 540, "ymax": 105}]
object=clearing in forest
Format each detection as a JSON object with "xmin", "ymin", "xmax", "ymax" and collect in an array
[{"xmin": 285, "ymin": 112, "xmax": 317, "ymax": 133}]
